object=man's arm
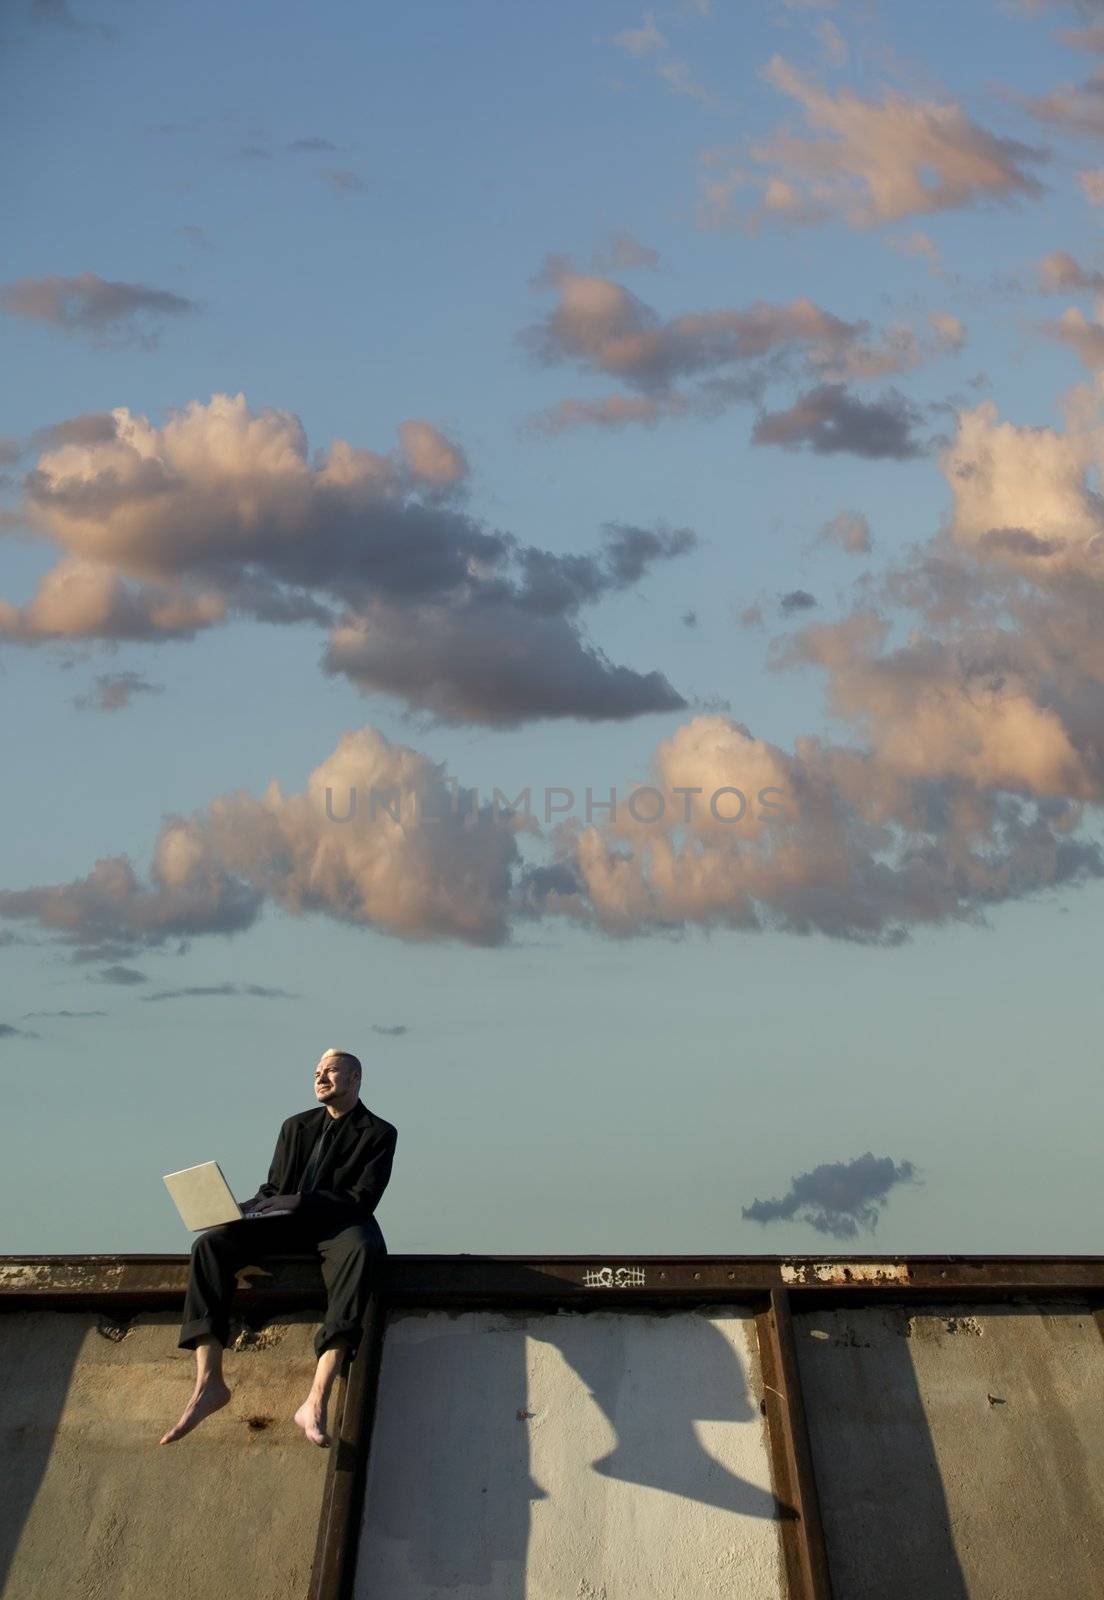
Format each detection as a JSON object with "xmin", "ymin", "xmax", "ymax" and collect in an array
[{"xmin": 298, "ymin": 1125, "xmax": 397, "ymax": 1226}]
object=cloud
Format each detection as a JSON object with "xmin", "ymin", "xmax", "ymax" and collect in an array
[
  {"xmin": 817, "ymin": 509, "xmax": 872, "ymax": 553},
  {"xmin": 397, "ymin": 418, "xmax": 469, "ymax": 489},
  {"xmin": 0, "ymin": 272, "xmax": 197, "ymax": 347},
  {"xmin": 11, "ymin": 393, "xmax": 1104, "ymax": 955},
  {"xmin": 371, "ymin": 1023, "xmax": 409, "ymax": 1036},
  {"xmin": 780, "ymin": 589, "xmax": 818, "ymax": 613},
  {"xmin": 815, "ymin": 18, "xmax": 848, "ymax": 68},
  {"xmin": 31, "ymin": 412, "xmax": 119, "ymax": 449},
  {"xmin": 526, "ymin": 707, "xmax": 1097, "ymax": 942},
  {"xmin": 742, "ymin": 1152, "xmax": 916, "ymax": 1238},
  {"xmin": 941, "ymin": 396, "xmax": 1104, "ymax": 574},
  {"xmin": 72, "ymin": 671, "xmax": 165, "ymax": 712},
  {"xmin": 523, "ymin": 257, "xmax": 960, "ymax": 431},
  {"xmin": 30, "ymin": 0, "xmax": 115, "ymax": 39},
  {"xmin": 656, "ymin": 58, "xmax": 716, "ymax": 106},
  {"xmin": 1027, "ymin": 31, "xmax": 1104, "ymax": 137},
  {"xmin": 176, "ymin": 224, "xmax": 212, "ymax": 250},
  {"xmin": 1079, "ymin": 167, "xmax": 1104, "ymax": 203},
  {"xmin": 288, "ymin": 136, "xmax": 338, "ymax": 152},
  {"xmin": 324, "ymin": 598, "xmax": 687, "ymax": 725},
  {"xmin": 523, "ymin": 394, "xmax": 1104, "ymax": 944},
  {"xmin": 11, "ymin": 392, "xmax": 689, "ymax": 724},
  {"xmin": 1037, "ymin": 248, "xmax": 1104, "ymax": 289},
  {"xmin": 591, "ymin": 232, "xmax": 661, "ymax": 273},
  {"xmin": 887, "ymin": 229, "xmax": 945, "ymax": 274},
  {"xmin": 1043, "ymin": 303, "xmax": 1104, "ymax": 365},
  {"xmin": 97, "ymin": 965, "xmax": 147, "ymax": 985},
  {"xmin": 712, "ymin": 57, "xmax": 1047, "ymax": 229},
  {"xmin": 613, "ymin": 13, "xmax": 665, "ymax": 55},
  {"xmin": 0, "ymin": 1023, "xmax": 38, "ymax": 1040},
  {"xmin": 0, "ymin": 726, "xmax": 523, "ymax": 954},
  {"xmin": 140, "ymin": 983, "xmax": 295, "ymax": 1002},
  {"xmin": 1061, "ymin": 22, "xmax": 1104, "ymax": 52},
  {"xmin": 930, "ymin": 310, "xmax": 967, "ymax": 353},
  {"xmin": 22, "ymin": 1008, "xmax": 108, "ymax": 1018},
  {"xmin": 752, "ymin": 384, "xmax": 928, "ymax": 457},
  {"xmin": 323, "ymin": 169, "xmax": 365, "ymax": 194},
  {"xmin": 323, "ymin": 523, "xmax": 695, "ymax": 725},
  {"xmin": 612, "ymin": 12, "xmax": 715, "ymax": 105},
  {"xmin": 0, "ymin": 559, "xmax": 226, "ymax": 643}
]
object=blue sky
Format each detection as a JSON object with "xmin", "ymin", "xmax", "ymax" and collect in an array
[{"xmin": 2, "ymin": 0, "xmax": 1103, "ymax": 1254}]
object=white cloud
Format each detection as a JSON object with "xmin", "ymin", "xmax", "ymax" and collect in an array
[
  {"xmin": 523, "ymin": 257, "xmax": 962, "ymax": 432},
  {"xmin": 708, "ymin": 57, "xmax": 1047, "ymax": 229},
  {"xmin": 0, "ymin": 727, "xmax": 521, "ymax": 954},
  {"xmin": 11, "ymin": 393, "xmax": 690, "ymax": 723}
]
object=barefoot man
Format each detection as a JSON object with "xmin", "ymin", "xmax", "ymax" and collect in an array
[{"xmin": 160, "ymin": 1047, "xmax": 397, "ymax": 1447}]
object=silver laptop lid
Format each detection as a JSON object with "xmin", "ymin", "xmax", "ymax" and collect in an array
[{"xmin": 163, "ymin": 1161, "xmax": 241, "ymax": 1231}]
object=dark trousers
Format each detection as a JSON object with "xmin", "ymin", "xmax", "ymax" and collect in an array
[{"xmin": 178, "ymin": 1214, "xmax": 385, "ymax": 1360}]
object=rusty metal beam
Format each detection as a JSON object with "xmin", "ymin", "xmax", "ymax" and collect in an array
[
  {"xmin": 759, "ymin": 1290, "xmax": 833, "ymax": 1600},
  {"xmin": 308, "ymin": 1292, "xmax": 387, "ymax": 1600},
  {"xmin": 3, "ymin": 1254, "xmax": 1103, "ymax": 1310}
]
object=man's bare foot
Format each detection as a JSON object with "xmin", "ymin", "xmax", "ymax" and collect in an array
[
  {"xmin": 293, "ymin": 1395, "xmax": 331, "ymax": 1447},
  {"xmin": 159, "ymin": 1378, "xmax": 232, "ymax": 1444}
]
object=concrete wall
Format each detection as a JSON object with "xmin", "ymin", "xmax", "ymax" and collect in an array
[
  {"xmin": 794, "ymin": 1300, "xmax": 1104, "ymax": 1600},
  {"xmin": 0, "ymin": 1309, "xmax": 329, "ymax": 1600},
  {"xmin": 4, "ymin": 1287, "xmax": 1102, "ymax": 1599},
  {"xmin": 356, "ymin": 1306, "xmax": 785, "ymax": 1600}
]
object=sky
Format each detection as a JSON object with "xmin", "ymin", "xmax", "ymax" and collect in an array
[{"xmin": 2, "ymin": 0, "xmax": 1103, "ymax": 1257}]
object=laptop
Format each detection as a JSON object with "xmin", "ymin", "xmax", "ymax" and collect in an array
[{"xmin": 163, "ymin": 1161, "xmax": 294, "ymax": 1231}]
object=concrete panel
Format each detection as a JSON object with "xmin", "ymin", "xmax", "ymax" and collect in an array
[
  {"xmin": 794, "ymin": 1301, "xmax": 1104, "ymax": 1600},
  {"xmin": 0, "ymin": 1309, "xmax": 330, "ymax": 1600},
  {"xmin": 357, "ymin": 1306, "xmax": 785, "ymax": 1600}
]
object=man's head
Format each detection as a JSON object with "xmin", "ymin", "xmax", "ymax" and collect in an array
[{"xmin": 314, "ymin": 1047, "xmax": 362, "ymax": 1115}]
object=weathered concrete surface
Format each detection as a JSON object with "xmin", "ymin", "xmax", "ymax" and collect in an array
[
  {"xmin": 357, "ymin": 1306, "xmax": 785, "ymax": 1600},
  {"xmin": 795, "ymin": 1301, "xmax": 1104, "ymax": 1600},
  {"xmin": 0, "ymin": 1309, "xmax": 330, "ymax": 1600}
]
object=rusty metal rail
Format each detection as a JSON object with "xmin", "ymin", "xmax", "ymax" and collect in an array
[{"xmin": 4, "ymin": 1252, "xmax": 1103, "ymax": 1308}]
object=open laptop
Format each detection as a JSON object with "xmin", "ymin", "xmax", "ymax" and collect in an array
[{"xmin": 163, "ymin": 1161, "xmax": 294, "ymax": 1231}]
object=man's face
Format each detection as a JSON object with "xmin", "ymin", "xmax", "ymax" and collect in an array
[{"xmin": 314, "ymin": 1053, "xmax": 358, "ymax": 1104}]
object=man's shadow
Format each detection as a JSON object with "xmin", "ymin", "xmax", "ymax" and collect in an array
[
  {"xmin": 360, "ymin": 1306, "xmax": 779, "ymax": 1596},
  {"xmin": 540, "ymin": 1309, "xmax": 780, "ymax": 1516}
]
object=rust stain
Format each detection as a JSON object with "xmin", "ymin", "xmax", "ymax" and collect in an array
[{"xmin": 782, "ymin": 1260, "xmax": 912, "ymax": 1286}]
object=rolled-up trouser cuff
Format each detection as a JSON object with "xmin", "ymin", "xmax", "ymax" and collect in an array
[
  {"xmin": 178, "ymin": 1315, "xmax": 226, "ymax": 1351},
  {"xmin": 315, "ymin": 1323, "xmax": 357, "ymax": 1360}
]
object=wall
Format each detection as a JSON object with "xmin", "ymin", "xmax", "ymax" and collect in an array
[
  {"xmin": 356, "ymin": 1306, "xmax": 786, "ymax": 1600},
  {"xmin": 0, "ymin": 1309, "xmax": 330, "ymax": 1600},
  {"xmin": 794, "ymin": 1300, "xmax": 1104, "ymax": 1600}
]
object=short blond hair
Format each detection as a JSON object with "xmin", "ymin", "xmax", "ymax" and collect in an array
[{"xmin": 319, "ymin": 1047, "xmax": 361, "ymax": 1079}]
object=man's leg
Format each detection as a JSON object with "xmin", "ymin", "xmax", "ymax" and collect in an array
[
  {"xmin": 162, "ymin": 1218, "xmax": 302, "ymax": 1445},
  {"xmin": 293, "ymin": 1219, "xmax": 384, "ymax": 1447},
  {"xmin": 159, "ymin": 1334, "xmax": 231, "ymax": 1444}
]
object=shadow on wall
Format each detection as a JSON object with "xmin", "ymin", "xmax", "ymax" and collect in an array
[
  {"xmin": 0, "ymin": 1310, "xmax": 88, "ymax": 1594},
  {"xmin": 361, "ymin": 1307, "xmax": 783, "ymax": 1597},
  {"xmin": 796, "ymin": 1303, "xmax": 970, "ymax": 1600},
  {"xmin": 541, "ymin": 1310, "xmax": 780, "ymax": 1515},
  {"xmin": 796, "ymin": 1300, "xmax": 1104, "ymax": 1600}
]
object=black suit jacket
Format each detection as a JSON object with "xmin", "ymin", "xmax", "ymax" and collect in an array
[{"xmin": 252, "ymin": 1100, "xmax": 397, "ymax": 1236}]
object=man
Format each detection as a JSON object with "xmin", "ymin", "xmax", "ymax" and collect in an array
[{"xmin": 160, "ymin": 1048, "xmax": 397, "ymax": 1448}]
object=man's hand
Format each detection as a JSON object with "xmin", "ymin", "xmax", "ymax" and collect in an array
[{"xmin": 245, "ymin": 1193, "xmax": 302, "ymax": 1216}]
